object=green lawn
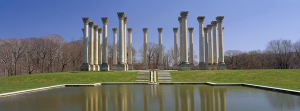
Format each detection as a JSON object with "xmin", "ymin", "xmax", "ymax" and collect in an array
[
  {"xmin": 0, "ymin": 71, "xmax": 137, "ymax": 94},
  {"xmin": 170, "ymin": 69, "xmax": 300, "ymax": 91},
  {"xmin": 1, "ymin": 69, "xmax": 300, "ymax": 94}
]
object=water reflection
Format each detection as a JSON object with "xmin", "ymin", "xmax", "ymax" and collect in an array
[
  {"xmin": 81, "ymin": 85, "xmax": 227, "ymax": 111},
  {"xmin": 1, "ymin": 85, "xmax": 300, "ymax": 111}
]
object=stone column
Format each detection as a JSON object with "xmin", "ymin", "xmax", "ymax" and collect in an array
[
  {"xmin": 142, "ymin": 28, "xmax": 148, "ymax": 70},
  {"xmin": 178, "ymin": 17, "xmax": 182, "ymax": 67},
  {"xmin": 127, "ymin": 28, "xmax": 133, "ymax": 70},
  {"xmin": 173, "ymin": 28, "xmax": 178, "ymax": 69},
  {"xmin": 98, "ymin": 28, "xmax": 103, "ymax": 65},
  {"xmin": 211, "ymin": 21, "xmax": 218, "ymax": 70},
  {"xmin": 158, "ymin": 28, "xmax": 164, "ymax": 70},
  {"xmin": 94, "ymin": 25, "xmax": 100, "ymax": 71},
  {"xmin": 217, "ymin": 16, "xmax": 226, "ymax": 70},
  {"xmin": 100, "ymin": 17, "xmax": 109, "ymax": 71},
  {"xmin": 207, "ymin": 24, "xmax": 213, "ymax": 70},
  {"xmin": 197, "ymin": 16, "xmax": 206, "ymax": 70},
  {"xmin": 80, "ymin": 17, "xmax": 90, "ymax": 71},
  {"xmin": 188, "ymin": 27, "xmax": 194, "ymax": 70},
  {"xmin": 203, "ymin": 27, "xmax": 208, "ymax": 70},
  {"xmin": 117, "ymin": 12, "xmax": 126, "ymax": 71},
  {"xmin": 180, "ymin": 11, "xmax": 190, "ymax": 70},
  {"xmin": 112, "ymin": 28, "xmax": 118, "ymax": 70},
  {"xmin": 124, "ymin": 17, "xmax": 128, "ymax": 71},
  {"xmin": 88, "ymin": 22, "xmax": 95, "ymax": 71}
]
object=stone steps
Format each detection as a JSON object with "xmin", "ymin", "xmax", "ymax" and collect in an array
[
  {"xmin": 135, "ymin": 71, "xmax": 150, "ymax": 81},
  {"xmin": 157, "ymin": 71, "xmax": 172, "ymax": 81}
]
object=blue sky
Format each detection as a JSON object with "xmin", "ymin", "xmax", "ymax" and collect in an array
[{"xmin": 0, "ymin": 0, "xmax": 300, "ymax": 55}]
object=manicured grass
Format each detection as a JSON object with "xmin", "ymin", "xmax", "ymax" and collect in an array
[
  {"xmin": 170, "ymin": 69, "xmax": 300, "ymax": 91},
  {"xmin": 0, "ymin": 71, "xmax": 137, "ymax": 94}
]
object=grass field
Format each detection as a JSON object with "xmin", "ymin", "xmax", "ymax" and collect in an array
[
  {"xmin": 0, "ymin": 71, "xmax": 137, "ymax": 94},
  {"xmin": 1, "ymin": 69, "xmax": 300, "ymax": 94},
  {"xmin": 170, "ymin": 69, "xmax": 300, "ymax": 91}
]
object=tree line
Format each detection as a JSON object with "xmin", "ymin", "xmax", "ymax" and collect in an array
[{"xmin": 0, "ymin": 34, "xmax": 299, "ymax": 77}]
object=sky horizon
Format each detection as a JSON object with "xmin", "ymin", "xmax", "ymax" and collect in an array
[{"xmin": 1, "ymin": 0, "xmax": 300, "ymax": 55}]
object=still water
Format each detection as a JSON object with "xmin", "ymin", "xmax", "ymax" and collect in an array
[{"xmin": 0, "ymin": 85, "xmax": 300, "ymax": 111}]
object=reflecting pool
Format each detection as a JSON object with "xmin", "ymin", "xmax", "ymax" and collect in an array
[{"xmin": 0, "ymin": 85, "xmax": 300, "ymax": 111}]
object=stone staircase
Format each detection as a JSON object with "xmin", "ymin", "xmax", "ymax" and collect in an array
[
  {"xmin": 157, "ymin": 71, "xmax": 172, "ymax": 81},
  {"xmin": 135, "ymin": 71, "xmax": 150, "ymax": 81}
]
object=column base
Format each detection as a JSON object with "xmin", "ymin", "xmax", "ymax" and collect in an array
[
  {"xmin": 117, "ymin": 64, "xmax": 126, "ymax": 71},
  {"xmin": 111, "ymin": 64, "xmax": 117, "ymax": 71},
  {"xmin": 180, "ymin": 62, "xmax": 190, "ymax": 70},
  {"xmin": 190, "ymin": 63, "xmax": 196, "ymax": 70},
  {"xmin": 89, "ymin": 64, "xmax": 94, "ymax": 71},
  {"xmin": 128, "ymin": 64, "xmax": 133, "ymax": 70},
  {"xmin": 80, "ymin": 63, "xmax": 90, "ymax": 71},
  {"xmin": 142, "ymin": 64, "xmax": 148, "ymax": 70},
  {"xmin": 218, "ymin": 62, "xmax": 227, "ymax": 70},
  {"xmin": 158, "ymin": 64, "xmax": 164, "ymax": 70},
  {"xmin": 198, "ymin": 62, "xmax": 207, "ymax": 70},
  {"xmin": 212, "ymin": 63, "xmax": 219, "ymax": 70},
  {"xmin": 100, "ymin": 63, "xmax": 110, "ymax": 71},
  {"xmin": 207, "ymin": 63, "xmax": 213, "ymax": 70},
  {"xmin": 94, "ymin": 64, "xmax": 100, "ymax": 71},
  {"xmin": 173, "ymin": 64, "xmax": 179, "ymax": 70}
]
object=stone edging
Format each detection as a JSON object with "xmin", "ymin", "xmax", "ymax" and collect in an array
[{"xmin": 1, "ymin": 82, "xmax": 300, "ymax": 98}]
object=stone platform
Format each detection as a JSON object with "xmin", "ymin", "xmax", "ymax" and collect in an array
[
  {"xmin": 135, "ymin": 71, "xmax": 149, "ymax": 81},
  {"xmin": 157, "ymin": 71, "xmax": 172, "ymax": 81}
]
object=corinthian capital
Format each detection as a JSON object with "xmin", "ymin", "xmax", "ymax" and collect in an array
[
  {"xmin": 211, "ymin": 21, "xmax": 218, "ymax": 26},
  {"xmin": 94, "ymin": 25, "xmax": 100, "ymax": 30},
  {"xmin": 158, "ymin": 28, "xmax": 163, "ymax": 33},
  {"xmin": 98, "ymin": 28, "xmax": 103, "ymax": 34},
  {"xmin": 178, "ymin": 17, "xmax": 182, "ymax": 22},
  {"xmin": 203, "ymin": 27, "xmax": 208, "ymax": 32},
  {"xmin": 216, "ymin": 16, "xmax": 224, "ymax": 23},
  {"xmin": 180, "ymin": 11, "xmax": 189, "ymax": 18},
  {"xmin": 101, "ymin": 17, "xmax": 109, "ymax": 24},
  {"xmin": 173, "ymin": 28, "xmax": 178, "ymax": 33},
  {"xmin": 207, "ymin": 24, "xmax": 212, "ymax": 29},
  {"xmin": 143, "ymin": 28, "xmax": 148, "ymax": 33},
  {"xmin": 124, "ymin": 17, "xmax": 128, "ymax": 23},
  {"xmin": 188, "ymin": 27, "xmax": 194, "ymax": 33},
  {"xmin": 197, "ymin": 16, "xmax": 205, "ymax": 23},
  {"xmin": 112, "ymin": 28, "xmax": 118, "ymax": 33},
  {"xmin": 89, "ymin": 22, "xmax": 95, "ymax": 27},
  {"xmin": 127, "ymin": 28, "xmax": 133, "ymax": 33},
  {"xmin": 117, "ymin": 12, "xmax": 125, "ymax": 19},
  {"xmin": 82, "ymin": 17, "xmax": 90, "ymax": 24}
]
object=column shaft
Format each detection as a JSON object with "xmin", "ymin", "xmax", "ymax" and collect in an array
[
  {"xmin": 112, "ymin": 28, "xmax": 118, "ymax": 65},
  {"xmin": 178, "ymin": 17, "xmax": 182, "ymax": 65},
  {"xmin": 81, "ymin": 17, "xmax": 90, "ymax": 71},
  {"xmin": 94, "ymin": 25, "xmax": 99, "ymax": 71},
  {"xmin": 89, "ymin": 22, "xmax": 95, "ymax": 71},
  {"xmin": 158, "ymin": 28, "xmax": 163, "ymax": 70},
  {"xmin": 128, "ymin": 28, "xmax": 133, "ymax": 70},
  {"xmin": 197, "ymin": 16, "xmax": 206, "ymax": 70},
  {"xmin": 173, "ymin": 28, "xmax": 178, "ymax": 68},
  {"xmin": 188, "ymin": 28, "xmax": 194, "ymax": 66},
  {"xmin": 100, "ymin": 17, "xmax": 109, "ymax": 71},
  {"xmin": 180, "ymin": 11, "xmax": 190, "ymax": 70},
  {"xmin": 207, "ymin": 25, "xmax": 213, "ymax": 70},
  {"xmin": 217, "ymin": 16, "xmax": 226, "ymax": 70},
  {"xmin": 118, "ymin": 17, "xmax": 124, "ymax": 64},
  {"xmin": 142, "ymin": 28, "xmax": 148, "ymax": 70},
  {"xmin": 98, "ymin": 28, "xmax": 103, "ymax": 65},
  {"xmin": 124, "ymin": 17, "xmax": 128, "ymax": 64},
  {"xmin": 212, "ymin": 21, "xmax": 218, "ymax": 70}
]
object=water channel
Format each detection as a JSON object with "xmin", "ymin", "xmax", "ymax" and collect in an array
[{"xmin": 0, "ymin": 85, "xmax": 300, "ymax": 111}]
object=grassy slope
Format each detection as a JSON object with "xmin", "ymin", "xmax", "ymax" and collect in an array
[
  {"xmin": 0, "ymin": 71, "xmax": 137, "ymax": 94},
  {"xmin": 170, "ymin": 69, "xmax": 300, "ymax": 90}
]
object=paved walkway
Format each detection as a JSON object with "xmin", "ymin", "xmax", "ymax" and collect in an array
[
  {"xmin": 157, "ymin": 71, "xmax": 172, "ymax": 81},
  {"xmin": 135, "ymin": 71, "xmax": 149, "ymax": 81}
]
